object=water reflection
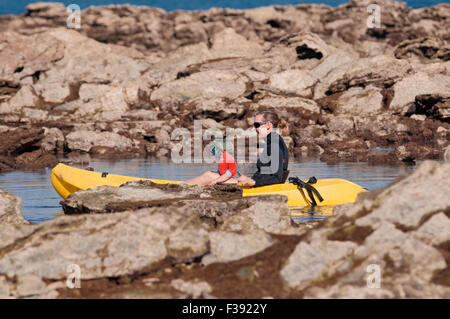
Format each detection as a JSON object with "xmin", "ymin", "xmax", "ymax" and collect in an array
[{"xmin": 290, "ymin": 206, "xmax": 334, "ymax": 224}]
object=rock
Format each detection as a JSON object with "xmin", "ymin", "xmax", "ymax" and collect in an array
[
  {"xmin": 41, "ymin": 128, "xmax": 64, "ymax": 153},
  {"xmin": 171, "ymin": 279, "xmax": 213, "ymax": 298},
  {"xmin": 122, "ymin": 109, "xmax": 158, "ymax": 121},
  {"xmin": 33, "ymin": 82, "xmax": 70, "ymax": 104},
  {"xmin": 0, "ymin": 85, "xmax": 39, "ymax": 114},
  {"xmin": 26, "ymin": 2, "xmax": 67, "ymax": 17},
  {"xmin": 0, "ymin": 224, "xmax": 37, "ymax": 248},
  {"xmin": 167, "ymin": 224, "xmax": 209, "ymax": 262},
  {"xmin": 280, "ymin": 240, "xmax": 357, "ymax": 289},
  {"xmin": 219, "ymin": 196, "xmax": 307, "ymax": 236},
  {"xmin": 0, "ymin": 189, "xmax": 28, "ymax": 225},
  {"xmin": 14, "ymin": 149, "xmax": 59, "ymax": 171},
  {"xmin": 267, "ymin": 69, "xmax": 316, "ymax": 97},
  {"xmin": 189, "ymin": 98, "xmax": 245, "ymax": 121},
  {"xmin": 404, "ymin": 94, "xmax": 450, "ymax": 121},
  {"xmin": 44, "ymin": 28, "xmax": 147, "ymax": 86},
  {"xmin": 258, "ymin": 96, "xmax": 320, "ymax": 113},
  {"xmin": 142, "ymin": 42, "xmax": 212, "ymax": 85},
  {"xmin": 410, "ymin": 114, "xmax": 426, "ymax": 121},
  {"xmin": 390, "ymin": 73, "xmax": 450, "ymax": 113},
  {"xmin": 210, "ymin": 28, "xmax": 263, "ymax": 59},
  {"xmin": 16, "ymin": 274, "xmax": 47, "ymax": 297},
  {"xmin": 0, "ymin": 275, "xmax": 10, "ymax": 297},
  {"xmin": 289, "ymin": 32, "xmax": 329, "ymax": 61},
  {"xmin": 151, "ymin": 70, "xmax": 247, "ymax": 103},
  {"xmin": 354, "ymin": 161, "xmax": 450, "ymax": 229},
  {"xmin": 314, "ymin": 55, "xmax": 410, "ymax": 99},
  {"xmin": 21, "ymin": 108, "xmax": 49, "ymax": 122},
  {"xmin": 0, "ymin": 31, "xmax": 64, "ymax": 86},
  {"xmin": 324, "ymin": 114, "xmax": 354, "ymax": 136},
  {"xmin": 323, "ymin": 86, "xmax": 384, "ymax": 115},
  {"xmin": 445, "ymin": 145, "xmax": 450, "ymax": 163},
  {"xmin": 394, "ymin": 37, "xmax": 450, "ymax": 60},
  {"xmin": 0, "ymin": 209, "xmax": 203, "ymax": 280},
  {"xmin": 414, "ymin": 213, "xmax": 450, "ymax": 246},
  {"xmin": 357, "ymin": 222, "xmax": 408, "ymax": 256},
  {"xmin": 363, "ymin": 232, "xmax": 446, "ymax": 282},
  {"xmin": 65, "ymin": 130, "xmax": 135, "ymax": 153},
  {"xmin": 203, "ymin": 230, "xmax": 274, "ymax": 265},
  {"xmin": 395, "ymin": 145, "xmax": 415, "ymax": 163},
  {"xmin": 60, "ymin": 181, "xmax": 243, "ymax": 214},
  {"xmin": 77, "ymin": 87, "xmax": 130, "ymax": 122},
  {"xmin": 303, "ymin": 284, "xmax": 396, "ymax": 299},
  {"xmin": 78, "ymin": 84, "xmax": 112, "ymax": 102},
  {"xmin": 308, "ymin": 47, "xmax": 358, "ymax": 82}
]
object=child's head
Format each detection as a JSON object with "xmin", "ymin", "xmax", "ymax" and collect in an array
[{"xmin": 211, "ymin": 139, "xmax": 234, "ymax": 159}]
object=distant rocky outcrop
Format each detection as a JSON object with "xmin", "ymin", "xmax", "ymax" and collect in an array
[
  {"xmin": 0, "ymin": 1, "xmax": 449, "ymax": 169},
  {"xmin": 1, "ymin": 0, "xmax": 449, "ymax": 299}
]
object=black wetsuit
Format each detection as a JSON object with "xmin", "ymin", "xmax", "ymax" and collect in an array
[{"xmin": 252, "ymin": 132, "xmax": 289, "ymax": 187}]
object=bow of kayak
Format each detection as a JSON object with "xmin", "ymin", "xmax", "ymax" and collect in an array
[{"xmin": 51, "ymin": 163, "xmax": 367, "ymax": 207}]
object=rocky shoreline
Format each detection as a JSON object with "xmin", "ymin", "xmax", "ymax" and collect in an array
[
  {"xmin": 0, "ymin": 160, "xmax": 449, "ymax": 298},
  {"xmin": 0, "ymin": 0, "xmax": 450, "ymax": 299},
  {"xmin": 0, "ymin": 0, "xmax": 449, "ymax": 173}
]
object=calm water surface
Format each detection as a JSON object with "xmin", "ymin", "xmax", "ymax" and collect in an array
[{"xmin": 0, "ymin": 158, "xmax": 418, "ymax": 224}]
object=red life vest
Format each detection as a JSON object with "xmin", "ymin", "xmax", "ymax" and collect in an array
[{"xmin": 218, "ymin": 151, "xmax": 237, "ymax": 177}]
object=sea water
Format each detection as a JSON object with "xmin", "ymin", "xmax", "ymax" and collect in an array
[{"xmin": 0, "ymin": 0, "xmax": 443, "ymax": 16}]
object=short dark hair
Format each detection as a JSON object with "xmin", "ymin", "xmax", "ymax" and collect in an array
[{"xmin": 256, "ymin": 111, "xmax": 280, "ymax": 127}]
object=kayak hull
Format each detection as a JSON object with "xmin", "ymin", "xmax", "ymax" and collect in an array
[{"xmin": 51, "ymin": 163, "xmax": 367, "ymax": 208}]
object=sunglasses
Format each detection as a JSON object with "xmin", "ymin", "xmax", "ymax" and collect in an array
[{"xmin": 253, "ymin": 121, "xmax": 267, "ymax": 128}]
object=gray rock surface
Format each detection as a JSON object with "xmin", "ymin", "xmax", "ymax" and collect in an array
[{"xmin": 0, "ymin": 189, "xmax": 28, "ymax": 225}]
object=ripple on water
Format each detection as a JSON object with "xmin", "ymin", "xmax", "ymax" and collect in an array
[{"xmin": 291, "ymin": 206, "xmax": 334, "ymax": 224}]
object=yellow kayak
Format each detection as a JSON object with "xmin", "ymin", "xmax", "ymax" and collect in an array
[{"xmin": 51, "ymin": 163, "xmax": 367, "ymax": 208}]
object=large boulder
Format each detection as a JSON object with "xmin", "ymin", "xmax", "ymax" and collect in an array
[
  {"xmin": 394, "ymin": 37, "xmax": 450, "ymax": 61},
  {"xmin": 314, "ymin": 56, "xmax": 411, "ymax": 99},
  {"xmin": 280, "ymin": 240, "xmax": 357, "ymax": 289},
  {"xmin": 0, "ymin": 189, "xmax": 28, "ymax": 225},
  {"xmin": 0, "ymin": 31, "xmax": 64, "ymax": 87},
  {"xmin": 321, "ymin": 86, "xmax": 385, "ymax": 115},
  {"xmin": 60, "ymin": 180, "xmax": 243, "ymax": 214},
  {"xmin": 390, "ymin": 72, "xmax": 450, "ymax": 113},
  {"xmin": 209, "ymin": 28, "xmax": 263, "ymax": 59},
  {"xmin": 202, "ymin": 230, "xmax": 274, "ymax": 265},
  {"xmin": 0, "ymin": 209, "xmax": 202, "ymax": 281},
  {"xmin": 0, "ymin": 181, "xmax": 298, "ymax": 298},
  {"xmin": 280, "ymin": 160, "xmax": 450, "ymax": 297},
  {"xmin": 150, "ymin": 70, "xmax": 247, "ymax": 103},
  {"xmin": 267, "ymin": 69, "xmax": 316, "ymax": 97},
  {"xmin": 353, "ymin": 161, "xmax": 450, "ymax": 229},
  {"xmin": 65, "ymin": 130, "xmax": 136, "ymax": 153}
]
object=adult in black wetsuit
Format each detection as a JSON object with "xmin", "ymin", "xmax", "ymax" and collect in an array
[{"xmin": 241, "ymin": 111, "xmax": 289, "ymax": 187}]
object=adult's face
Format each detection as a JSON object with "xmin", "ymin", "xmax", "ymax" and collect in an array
[{"xmin": 254, "ymin": 114, "xmax": 272, "ymax": 138}]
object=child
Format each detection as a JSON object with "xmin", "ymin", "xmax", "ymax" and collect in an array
[{"xmin": 184, "ymin": 139, "xmax": 240, "ymax": 186}]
